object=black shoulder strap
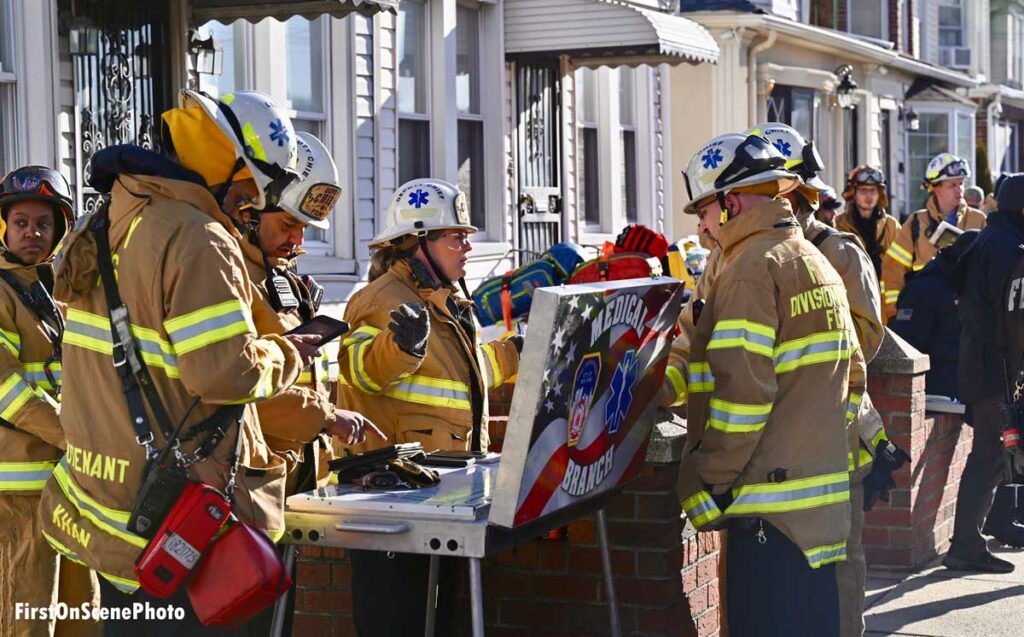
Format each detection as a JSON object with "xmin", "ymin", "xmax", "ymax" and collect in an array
[
  {"xmin": 91, "ymin": 205, "xmax": 176, "ymax": 448},
  {"xmin": 911, "ymin": 214, "xmax": 920, "ymax": 256},
  {"xmin": 811, "ymin": 226, "xmax": 838, "ymax": 248}
]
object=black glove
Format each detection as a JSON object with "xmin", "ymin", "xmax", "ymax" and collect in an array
[
  {"xmin": 388, "ymin": 303, "xmax": 430, "ymax": 357},
  {"xmin": 507, "ymin": 334, "xmax": 524, "ymax": 355},
  {"xmin": 863, "ymin": 439, "xmax": 911, "ymax": 511}
]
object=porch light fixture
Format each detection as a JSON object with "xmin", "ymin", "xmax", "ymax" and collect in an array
[
  {"xmin": 133, "ymin": 43, "xmax": 150, "ymax": 79},
  {"xmin": 834, "ymin": 65, "xmax": 857, "ymax": 110},
  {"xmin": 188, "ymin": 31, "xmax": 223, "ymax": 77},
  {"xmin": 900, "ymin": 105, "xmax": 920, "ymax": 131},
  {"xmin": 68, "ymin": 16, "xmax": 100, "ymax": 56}
]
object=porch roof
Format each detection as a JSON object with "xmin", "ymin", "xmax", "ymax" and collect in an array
[
  {"xmin": 189, "ymin": 0, "xmax": 398, "ymax": 24},
  {"xmin": 504, "ymin": 0, "xmax": 720, "ymax": 66}
]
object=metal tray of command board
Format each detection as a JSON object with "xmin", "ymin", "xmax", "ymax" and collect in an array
[{"xmin": 284, "ymin": 277, "xmax": 684, "ymax": 558}]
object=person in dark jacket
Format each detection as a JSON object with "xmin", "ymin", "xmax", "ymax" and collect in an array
[
  {"xmin": 947, "ymin": 173, "xmax": 1024, "ymax": 572},
  {"xmin": 891, "ymin": 231, "xmax": 978, "ymax": 400}
]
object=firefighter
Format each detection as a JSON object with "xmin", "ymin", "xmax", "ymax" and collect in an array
[
  {"xmin": 0, "ymin": 167, "xmax": 99, "ymax": 637},
  {"xmin": 947, "ymin": 173, "xmax": 1024, "ymax": 572},
  {"xmin": 37, "ymin": 90, "xmax": 318, "ymax": 635},
  {"xmin": 835, "ymin": 165, "xmax": 901, "ymax": 281},
  {"xmin": 337, "ymin": 178, "xmax": 520, "ymax": 637},
  {"xmin": 679, "ymin": 132, "xmax": 860, "ymax": 636},
  {"xmin": 226, "ymin": 130, "xmax": 383, "ymax": 494},
  {"xmin": 880, "ymin": 153, "xmax": 985, "ymax": 322}
]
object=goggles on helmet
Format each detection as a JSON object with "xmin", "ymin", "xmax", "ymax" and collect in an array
[
  {"xmin": 208, "ymin": 93, "xmax": 299, "ymax": 208},
  {"xmin": 713, "ymin": 134, "xmax": 788, "ymax": 191},
  {"xmin": 798, "ymin": 141, "xmax": 825, "ymax": 176},
  {"xmin": 850, "ymin": 166, "xmax": 885, "ymax": 186},
  {"xmin": 933, "ymin": 160, "xmax": 969, "ymax": 182},
  {"xmin": 0, "ymin": 166, "xmax": 73, "ymax": 204}
]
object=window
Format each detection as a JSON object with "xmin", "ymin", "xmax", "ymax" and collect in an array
[
  {"xmin": 1002, "ymin": 122, "xmax": 1020, "ymax": 173},
  {"xmin": 939, "ymin": 0, "xmax": 964, "ymax": 48},
  {"xmin": 619, "ymin": 67, "xmax": 637, "ymax": 223},
  {"xmin": 1012, "ymin": 12, "xmax": 1024, "ymax": 87},
  {"xmin": 844, "ymin": 105, "xmax": 859, "ymax": 175},
  {"xmin": 576, "ymin": 68, "xmax": 600, "ymax": 227},
  {"xmin": 880, "ymin": 109, "xmax": 893, "ymax": 197},
  {"xmin": 907, "ymin": 112, "xmax": 950, "ymax": 210},
  {"xmin": 0, "ymin": 0, "xmax": 16, "ymax": 174},
  {"xmin": 398, "ymin": 0, "xmax": 430, "ymax": 184},
  {"xmin": 956, "ymin": 111, "xmax": 973, "ymax": 170},
  {"xmin": 848, "ymin": 0, "xmax": 888, "ymax": 41},
  {"xmin": 285, "ymin": 17, "xmax": 326, "ymax": 137},
  {"xmin": 456, "ymin": 5, "xmax": 484, "ymax": 231},
  {"xmin": 766, "ymin": 86, "xmax": 818, "ymax": 142}
]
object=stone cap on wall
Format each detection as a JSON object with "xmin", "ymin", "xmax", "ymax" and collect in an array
[
  {"xmin": 867, "ymin": 328, "xmax": 930, "ymax": 376},
  {"xmin": 645, "ymin": 410, "xmax": 687, "ymax": 464}
]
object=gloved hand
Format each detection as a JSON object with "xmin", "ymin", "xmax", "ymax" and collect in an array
[
  {"xmin": 388, "ymin": 303, "xmax": 430, "ymax": 357},
  {"xmin": 863, "ymin": 439, "xmax": 911, "ymax": 511},
  {"xmin": 1003, "ymin": 426, "xmax": 1024, "ymax": 479},
  {"xmin": 506, "ymin": 334, "xmax": 524, "ymax": 355}
]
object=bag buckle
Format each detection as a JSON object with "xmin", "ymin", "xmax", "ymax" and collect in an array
[{"xmin": 767, "ymin": 468, "xmax": 787, "ymax": 483}]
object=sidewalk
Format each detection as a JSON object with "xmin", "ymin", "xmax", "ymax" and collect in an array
[{"xmin": 865, "ymin": 541, "xmax": 1024, "ymax": 636}]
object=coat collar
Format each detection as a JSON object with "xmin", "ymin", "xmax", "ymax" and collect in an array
[{"xmin": 719, "ymin": 197, "xmax": 800, "ymax": 260}]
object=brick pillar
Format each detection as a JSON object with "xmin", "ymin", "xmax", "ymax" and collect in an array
[
  {"xmin": 863, "ymin": 329, "xmax": 973, "ymax": 569},
  {"xmin": 293, "ymin": 415, "xmax": 723, "ymax": 636}
]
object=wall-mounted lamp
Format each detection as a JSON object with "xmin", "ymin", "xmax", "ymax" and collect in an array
[
  {"xmin": 834, "ymin": 64, "xmax": 857, "ymax": 110},
  {"xmin": 68, "ymin": 16, "xmax": 100, "ymax": 56},
  {"xmin": 188, "ymin": 30, "xmax": 224, "ymax": 77},
  {"xmin": 133, "ymin": 43, "xmax": 150, "ymax": 79},
  {"xmin": 900, "ymin": 105, "xmax": 920, "ymax": 131}
]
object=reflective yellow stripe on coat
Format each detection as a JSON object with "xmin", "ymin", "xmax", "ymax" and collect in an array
[
  {"xmin": 728, "ymin": 471, "xmax": 850, "ymax": 516},
  {"xmin": 64, "ymin": 309, "xmax": 180, "ymax": 377},
  {"xmin": 52, "ymin": 459, "xmax": 148, "ymax": 550},
  {"xmin": 0, "ymin": 459, "xmax": 57, "ymax": 491}
]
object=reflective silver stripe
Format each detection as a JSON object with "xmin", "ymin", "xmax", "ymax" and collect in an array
[
  {"xmin": 0, "ymin": 375, "xmax": 32, "ymax": 417},
  {"xmin": 65, "ymin": 318, "xmax": 109, "ymax": 343},
  {"xmin": 732, "ymin": 480, "xmax": 848, "ymax": 506},
  {"xmin": 806, "ymin": 544, "xmax": 847, "ymax": 568},
  {"xmin": 55, "ymin": 459, "xmax": 134, "ymax": 537},
  {"xmin": 350, "ymin": 339, "xmax": 380, "ymax": 392},
  {"xmin": 710, "ymin": 328, "xmax": 775, "ymax": 349},
  {"xmin": 25, "ymin": 369, "xmax": 61, "ymax": 386},
  {"xmin": 386, "ymin": 378, "xmax": 472, "ymax": 408},
  {"xmin": 708, "ymin": 406, "xmax": 768, "ymax": 427},
  {"xmin": 66, "ymin": 319, "xmax": 179, "ymax": 370},
  {"xmin": 687, "ymin": 369, "xmax": 715, "ymax": 385},
  {"xmin": 774, "ymin": 339, "xmax": 846, "ymax": 367},
  {"xmin": 166, "ymin": 311, "xmax": 246, "ymax": 348},
  {"xmin": 0, "ymin": 468, "xmax": 54, "ymax": 484}
]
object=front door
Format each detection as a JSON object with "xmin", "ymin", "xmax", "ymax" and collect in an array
[
  {"xmin": 514, "ymin": 62, "xmax": 562, "ymax": 261},
  {"xmin": 65, "ymin": 0, "xmax": 172, "ymax": 216}
]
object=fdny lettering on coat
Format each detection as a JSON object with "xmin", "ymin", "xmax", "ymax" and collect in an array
[
  {"xmin": 1008, "ymin": 277, "xmax": 1024, "ymax": 311},
  {"xmin": 66, "ymin": 442, "xmax": 131, "ymax": 484},
  {"xmin": 590, "ymin": 294, "xmax": 647, "ymax": 346}
]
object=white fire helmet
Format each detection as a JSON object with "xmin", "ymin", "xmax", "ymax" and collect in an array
[
  {"xmin": 746, "ymin": 122, "xmax": 829, "ymax": 191},
  {"xmin": 276, "ymin": 132, "xmax": 340, "ymax": 230},
  {"xmin": 924, "ymin": 152, "xmax": 971, "ymax": 188},
  {"xmin": 370, "ymin": 179, "xmax": 476, "ymax": 249}
]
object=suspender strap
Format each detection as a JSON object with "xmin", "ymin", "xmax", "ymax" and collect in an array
[{"xmin": 811, "ymin": 226, "xmax": 838, "ymax": 248}]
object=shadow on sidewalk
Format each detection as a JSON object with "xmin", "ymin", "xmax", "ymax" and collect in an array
[{"xmin": 865, "ymin": 581, "xmax": 1024, "ymax": 634}]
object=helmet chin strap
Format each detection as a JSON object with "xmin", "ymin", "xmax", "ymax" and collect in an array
[{"xmin": 417, "ymin": 234, "xmax": 472, "ymax": 300}]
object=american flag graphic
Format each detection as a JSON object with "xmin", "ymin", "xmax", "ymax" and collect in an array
[{"xmin": 509, "ymin": 280, "xmax": 683, "ymax": 526}]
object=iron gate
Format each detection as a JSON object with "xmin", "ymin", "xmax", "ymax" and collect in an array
[
  {"xmin": 515, "ymin": 63, "xmax": 562, "ymax": 260},
  {"xmin": 63, "ymin": 0, "xmax": 172, "ymax": 215}
]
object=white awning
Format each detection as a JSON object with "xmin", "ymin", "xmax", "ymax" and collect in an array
[
  {"xmin": 504, "ymin": 0, "xmax": 719, "ymax": 66},
  {"xmin": 190, "ymin": 0, "xmax": 399, "ymax": 24}
]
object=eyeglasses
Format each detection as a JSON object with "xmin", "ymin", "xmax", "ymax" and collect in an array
[{"xmin": 439, "ymin": 231, "xmax": 471, "ymax": 247}]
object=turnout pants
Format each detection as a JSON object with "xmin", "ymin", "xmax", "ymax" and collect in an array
[
  {"xmin": 727, "ymin": 519, "xmax": 839, "ymax": 637},
  {"xmin": 835, "ymin": 473, "xmax": 866, "ymax": 637},
  {"xmin": 950, "ymin": 396, "xmax": 1006, "ymax": 558},
  {"xmin": 0, "ymin": 495, "xmax": 99, "ymax": 637}
]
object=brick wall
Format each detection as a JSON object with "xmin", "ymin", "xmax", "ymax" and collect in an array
[
  {"xmin": 292, "ymin": 419, "xmax": 722, "ymax": 636},
  {"xmin": 862, "ymin": 331, "xmax": 973, "ymax": 569}
]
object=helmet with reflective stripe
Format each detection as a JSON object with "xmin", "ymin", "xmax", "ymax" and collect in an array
[
  {"xmin": 277, "ymin": 132, "xmax": 340, "ymax": 230},
  {"xmin": 843, "ymin": 164, "xmax": 889, "ymax": 209},
  {"xmin": 0, "ymin": 165, "xmax": 76, "ymax": 259},
  {"xmin": 924, "ymin": 152, "xmax": 970, "ymax": 188},
  {"xmin": 371, "ymin": 179, "xmax": 476, "ymax": 248},
  {"xmin": 683, "ymin": 132, "xmax": 800, "ymax": 215},
  {"xmin": 180, "ymin": 89, "xmax": 299, "ymax": 210},
  {"xmin": 746, "ymin": 122, "xmax": 828, "ymax": 191}
]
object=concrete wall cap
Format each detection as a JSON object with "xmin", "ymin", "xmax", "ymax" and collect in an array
[
  {"xmin": 867, "ymin": 328, "xmax": 931, "ymax": 375},
  {"xmin": 645, "ymin": 412, "xmax": 687, "ymax": 464}
]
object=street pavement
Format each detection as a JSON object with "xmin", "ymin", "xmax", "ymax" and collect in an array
[{"xmin": 865, "ymin": 540, "xmax": 1024, "ymax": 636}]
